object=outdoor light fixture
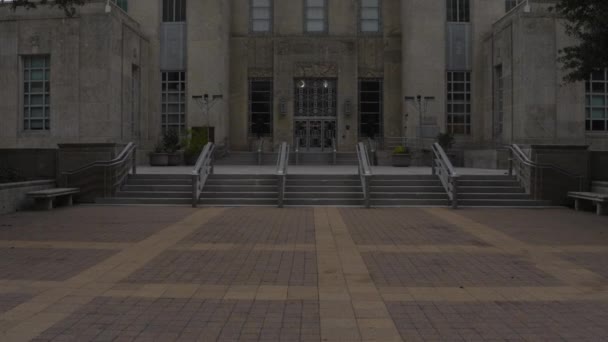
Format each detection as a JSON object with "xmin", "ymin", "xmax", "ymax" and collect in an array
[
  {"xmin": 323, "ymin": 80, "xmax": 329, "ymax": 88},
  {"xmin": 298, "ymin": 80, "xmax": 306, "ymax": 89},
  {"xmin": 524, "ymin": 0, "xmax": 531, "ymax": 13},
  {"xmin": 279, "ymin": 97, "xmax": 287, "ymax": 116},
  {"xmin": 343, "ymin": 99, "xmax": 353, "ymax": 118},
  {"xmin": 105, "ymin": 0, "xmax": 111, "ymax": 13}
]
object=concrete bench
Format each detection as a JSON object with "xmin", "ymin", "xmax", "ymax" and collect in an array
[
  {"xmin": 27, "ymin": 188, "xmax": 79, "ymax": 210},
  {"xmin": 568, "ymin": 192, "xmax": 608, "ymax": 216}
]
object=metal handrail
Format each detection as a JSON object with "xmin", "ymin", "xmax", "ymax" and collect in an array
[
  {"xmin": 332, "ymin": 137, "xmax": 337, "ymax": 165},
  {"xmin": 191, "ymin": 142, "xmax": 215, "ymax": 207},
  {"xmin": 506, "ymin": 144, "xmax": 585, "ymax": 199},
  {"xmin": 257, "ymin": 138, "xmax": 264, "ymax": 165},
  {"xmin": 356, "ymin": 142, "xmax": 373, "ymax": 208},
  {"xmin": 276, "ymin": 142, "xmax": 290, "ymax": 208},
  {"xmin": 295, "ymin": 137, "xmax": 300, "ymax": 165},
  {"xmin": 62, "ymin": 142, "xmax": 137, "ymax": 199},
  {"xmin": 431, "ymin": 142, "xmax": 458, "ymax": 208}
]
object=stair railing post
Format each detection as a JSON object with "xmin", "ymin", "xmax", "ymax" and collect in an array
[
  {"xmin": 132, "ymin": 147, "xmax": 137, "ymax": 175},
  {"xmin": 451, "ymin": 176, "xmax": 459, "ymax": 209},
  {"xmin": 192, "ymin": 173, "xmax": 198, "ymax": 208}
]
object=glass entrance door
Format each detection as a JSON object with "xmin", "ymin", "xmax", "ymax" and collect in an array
[
  {"xmin": 294, "ymin": 78, "xmax": 337, "ymax": 152},
  {"xmin": 295, "ymin": 119, "xmax": 336, "ymax": 151}
]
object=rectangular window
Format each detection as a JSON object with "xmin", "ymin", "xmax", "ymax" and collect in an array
[
  {"xmin": 250, "ymin": 0, "xmax": 272, "ymax": 33},
  {"xmin": 23, "ymin": 55, "xmax": 50, "ymax": 131},
  {"xmin": 111, "ymin": 0, "xmax": 128, "ymax": 12},
  {"xmin": 359, "ymin": 79, "xmax": 383, "ymax": 138},
  {"xmin": 446, "ymin": 0, "xmax": 470, "ymax": 23},
  {"xmin": 161, "ymin": 71, "xmax": 186, "ymax": 133},
  {"xmin": 447, "ymin": 71, "xmax": 471, "ymax": 135},
  {"xmin": 305, "ymin": 0, "xmax": 327, "ymax": 33},
  {"xmin": 586, "ymin": 69, "xmax": 608, "ymax": 132},
  {"xmin": 360, "ymin": 0, "xmax": 381, "ymax": 33},
  {"xmin": 505, "ymin": 0, "xmax": 523, "ymax": 12},
  {"xmin": 163, "ymin": 0, "xmax": 186, "ymax": 22},
  {"xmin": 249, "ymin": 79, "xmax": 273, "ymax": 137}
]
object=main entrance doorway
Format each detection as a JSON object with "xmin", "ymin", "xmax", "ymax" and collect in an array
[{"xmin": 294, "ymin": 78, "xmax": 337, "ymax": 151}]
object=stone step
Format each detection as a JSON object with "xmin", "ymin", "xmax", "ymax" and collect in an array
[
  {"xmin": 458, "ymin": 186, "xmax": 525, "ymax": 194},
  {"xmin": 458, "ymin": 199, "xmax": 552, "ymax": 207},
  {"xmin": 96, "ymin": 197, "xmax": 191, "ymax": 205},
  {"xmin": 206, "ymin": 179, "xmax": 277, "ymax": 186},
  {"xmin": 209, "ymin": 174, "xmax": 277, "ymax": 180},
  {"xmin": 457, "ymin": 175, "xmax": 514, "ymax": 180},
  {"xmin": 203, "ymin": 185, "xmax": 277, "ymax": 192},
  {"xmin": 115, "ymin": 191, "xmax": 191, "ymax": 199},
  {"xmin": 372, "ymin": 180, "xmax": 442, "ymax": 186},
  {"xmin": 372, "ymin": 175, "xmax": 438, "ymax": 181},
  {"xmin": 285, "ymin": 186, "xmax": 362, "ymax": 193},
  {"xmin": 201, "ymin": 192, "xmax": 277, "ymax": 199},
  {"xmin": 129, "ymin": 174, "xmax": 191, "ymax": 180},
  {"xmin": 127, "ymin": 179, "xmax": 191, "ymax": 186},
  {"xmin": 458, "ymin": 180, "xmax": 520, "ymax": 187},
  {"xmin": 198, "ymin": 198, "xmax": 277, "ymax": 206},
  {"xmin": 458, "ymin": 193, "xmax": 532, "ymax": 200},
  {"xmin": 371, "ymin": 199, "xmax": 449, "ymax": 206},
  {"xmin": 371, "ymin": 192, "xmax": 448, "ymax": 199},
  {"xmin": 284, "ymin": 198, "xmax": 363, "ymax": 206},
  {"xmin": 286, "ymin": 192, "xmax": 363, "ymax": 199},
  {"xmin": 287, "ymin": 179, "xmax": 361, "ymax": 186},
  {"xmin": 122, "ymin": 185, "xmax": 191, "ymax": 192},
  {"xmin": 370, "ymin": 186, "xmax": 446, "ymax": 193},
  {"xmin": 287, "ymin": 175, "xmax": 360, "ymax": 180}
]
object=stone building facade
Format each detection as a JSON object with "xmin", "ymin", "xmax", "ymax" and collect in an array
[{"xmin": 1, "ymin": 0, "xmax": 607, "ymax": 157}]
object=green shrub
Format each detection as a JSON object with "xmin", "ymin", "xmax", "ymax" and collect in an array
[
  {"xmin": 393, "ymin": 146, "xmax": 409, "ymax": 154},
  {"xmin": 183, "ymin": 128, "xmax": 209, "ymax": 161},
  {"xmin": 163, "ymin": 128, "xmax": 180, "ymax": 153},
  {"xmin": 436, "ymin": 132, "xmax": 455, "ymax": 150}
]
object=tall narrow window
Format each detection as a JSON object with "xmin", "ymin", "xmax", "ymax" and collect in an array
[
  {"xmin": 586, "ymin": 69, "xmax": 608, "ymax": 132},
  {"xmin": 23, "ymin": 55, "xmax": 50, "ymax": 131},
  {"xmin": 161, "ymin": 71, "xmax": 186, "ymax": 133},
  {"xmin": 111, "ymin": 0, "xmax": 128, "ymax": 12},
  {"xmin": 163, "ymin": 0, "xmax": 186, "ymax": 22},
  {"xmin": 249, "ymin": 79, "xmax": 273, "ymax": 137},
  {"xmin": 250, "ymin": 0, "xmax": 272, "ymax": 33},
  {"xmin": 447, "ymin": 71, "xmax": 471, "ymax": 135},
  {"xmin": 359, "ymin": 79, "xmax": 383, "ymax": 138},
  {"xmin": 446, "ymin": 0, "xmax": 469, "ymax": 22},
  {"xmin": 360, "ymin": 0, "xmax": 380, "ymax": 33},
  {"xmin": 305, "ymin": 0, "xmax": 327, "ymax": 33}
]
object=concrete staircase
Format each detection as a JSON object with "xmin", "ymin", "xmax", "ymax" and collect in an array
[
  {"xmin": 370, "ymin": 175, "xmax": 449, "ymax": 206},
  {"xmin": 214, "ymin": 152, "xmax": 277, "ymax": 166},
  {"xmin": 199, "ymin": 174, "xmax": 278, "ymax": 206},
  {"xmin": 96, "ymin": 174, "xmax": 192, "ymax": 205},
  {"xmin": 457, "ymin": 175, "xmax": 551, "ymax": 207},
  {"xmin": 284, "ymin": 174, "xmax": 363, "ymax": 206}
]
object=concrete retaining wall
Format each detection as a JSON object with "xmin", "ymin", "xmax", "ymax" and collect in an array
[
  {"xmin": 590, "ymin": 152, "xmax": 608, "ymax": 181},
  {"xmin": 0, "ymin": 149, "xmax": 57, "ymax": 180},
  {"xmin": 0, "ymin": 180, "xmax": 55, "ymax": 215}
]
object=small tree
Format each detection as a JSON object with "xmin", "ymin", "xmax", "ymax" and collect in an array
[
  {"xmin": 4, "ymin": 0, "xmax": 86, "ymax": 17},
  {"xmin": 553, "ymin": 0, "xmax": 608, "ymax": 82}
]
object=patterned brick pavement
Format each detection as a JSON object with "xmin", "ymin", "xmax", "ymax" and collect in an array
[{"xmin": 0, "ymin": 206, "xmax": 606, "ymax": 341}]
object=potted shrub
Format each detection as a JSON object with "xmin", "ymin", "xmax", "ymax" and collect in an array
[
  {"xmin": 148, "ymin": 141, "xmax": 168, "ymax": 166},
  {"xmin": 392, "ymin": 146, "xmax": 411, "ymax": 167},
  {"xmin": 183, "ymin": 128, "xmax": 209, "ymax": 165},
  {"xmin": 163, "ymin": 128, "xmax": 182, "ymax": 166},
  {"xmin": 436, "ymin": 132, "xmax": 455, "ymax": 151}
]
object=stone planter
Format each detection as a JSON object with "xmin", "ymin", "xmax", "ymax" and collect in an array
[
  {"xmin": 149, "ymin": 153, "xmax": 168, "ymax": 166},
  {"xmin": 392, "ymin": 153, "xmax": 411, "ymax": 167},
  {"xmin": 167, "ymin": 152, "xmax": 182, "ymax": 166}
]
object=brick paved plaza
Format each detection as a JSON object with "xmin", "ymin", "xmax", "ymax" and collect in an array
[{"xmin": 0, "ymin": 206, "xmax": 606, "ymax": 341}]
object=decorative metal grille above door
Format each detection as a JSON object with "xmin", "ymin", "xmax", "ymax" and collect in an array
[{"xmin": 294, "ymin": 79, "xmax": 337, "ymax": 117}]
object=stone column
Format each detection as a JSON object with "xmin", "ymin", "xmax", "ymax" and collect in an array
[{"xmin": 187, "ymin": 0, "xmax": 231, "ymax": 146}]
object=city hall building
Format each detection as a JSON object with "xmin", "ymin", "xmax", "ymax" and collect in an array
[{"xmin": 1, "ymin": 0, "xmax": 607, "ymax": 160}]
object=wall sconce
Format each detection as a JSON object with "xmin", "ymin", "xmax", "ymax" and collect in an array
[
  {"xmin": 279, "ymin": 97, "xmax": 287, "ymax": 116},
  {"xmin": 343, "ymin": 99, "xmax": 353, "ymax": 118}
]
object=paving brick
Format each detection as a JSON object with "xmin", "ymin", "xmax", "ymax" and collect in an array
[{"xmin": 339, "ymin": 208, "xmax": 489, "ymax": 246}]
